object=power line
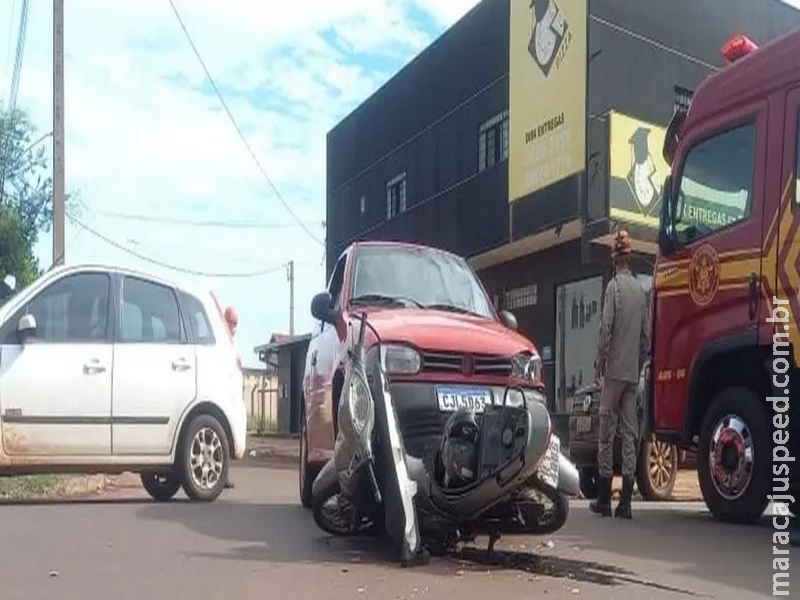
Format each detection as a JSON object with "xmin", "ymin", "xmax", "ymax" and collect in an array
[
  {"xmin": 66, "ymin": 212, "xmax": 289, "ymax": 278},
  {"xmin": 2, "ymin": 0, "xmax": 17, "ymax": 89},
  {"xmin": 589, "ymin": 15, "xmax": 719, "ymax": 72},
  {"xmin": 165, "ymin": 0, "xmax": 324, "ymax": 247},
  {"xmin": 94, "ymin": 209, "xmax": 323, "ymax": 230},
  {"xmin": 0, "ymin": 0, "xmax": 30, "ymax": 205}
]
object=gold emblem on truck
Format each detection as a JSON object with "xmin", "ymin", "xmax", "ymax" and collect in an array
[{"xmin": 689, "ymin": 244, "xmax": 720, "ymax": 306}]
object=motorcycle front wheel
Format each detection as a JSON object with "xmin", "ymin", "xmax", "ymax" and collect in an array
[
  {"xmin": 312, "ymin": 488, "xmax": 378, "ymax": 537},
  {"xmin": 312, "ymin": 486, "xmax": 357, "ymax": 536}
]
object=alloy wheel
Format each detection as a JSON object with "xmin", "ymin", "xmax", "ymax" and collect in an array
[
  {"xmin": 189, "ymin": 426, "xmax": 224, "ymax": 491},
  {"xmin": 648, "ymin": 438, "xmax": 676, "ymax": 491}
]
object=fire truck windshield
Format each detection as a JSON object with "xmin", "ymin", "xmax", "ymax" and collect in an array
[{"xmin": 661, "ymin": 121, "xmax": 756, "ymax": 247}]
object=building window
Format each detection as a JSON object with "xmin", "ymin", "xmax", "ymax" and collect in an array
[
  {"xmin": 478, "ymin": 110, "xmax": 509, "ymax": 172},
  {"xmin": 386, "ymin": 172, "xmax": 407, "ymax": 220},
  {"xmin": 504, "ymin": 284, "xmax": 537, "ymax": 310}
]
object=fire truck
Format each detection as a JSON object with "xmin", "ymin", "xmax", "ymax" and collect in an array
[{"xmin": 651, "ymin": 31, "xmax": 799, "ymax": 524}]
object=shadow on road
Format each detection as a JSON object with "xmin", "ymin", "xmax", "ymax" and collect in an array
[
  {"xmin": 454, "ymin": 547, "xmax": 704, "ymax": 596},
  {"xmin": 554, "ymin": 502, "xmax": 793, "ymax": 598},
  {"xmin": 137, "ymin": 500, "xmax": 668, "ymax": 590},
  {"xmin": 138, "ymin": 500, "xmax": 397, "ymax": 566}
]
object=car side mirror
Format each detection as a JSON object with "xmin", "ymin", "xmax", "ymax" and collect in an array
[
  {"xmin": 500, "ymin": 310, "xmax": 517, "ymax": 331},
  {"xmin": 17, "ymin": 314, "xmax": 36, "ymax": 343},
  {"xmin": 310, "ymin": 291, "xmax": 335, "ymax": 324}
]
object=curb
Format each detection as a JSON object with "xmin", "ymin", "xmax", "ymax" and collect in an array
[{"xmin": 247, "ymin": 432, "xmax": 300, "ymax": 440}]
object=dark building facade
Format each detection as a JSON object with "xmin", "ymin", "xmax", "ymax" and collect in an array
[{"xmin": 325, "ymin": 0, "xmax": 800, "ymax": 412}]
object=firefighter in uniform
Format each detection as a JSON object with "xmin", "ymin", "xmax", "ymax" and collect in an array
[{"xmin": 590, "ymin": 230, "xmax": 649, "ymax": 519}]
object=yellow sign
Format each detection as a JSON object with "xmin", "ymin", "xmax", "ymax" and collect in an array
[
  {"xmin": 508, "ymin": 0, "xmax": 587, "ymax": 203},
  {"xmin": 608, "ymin": 111, "xmax": 669, "ymax": 228}
]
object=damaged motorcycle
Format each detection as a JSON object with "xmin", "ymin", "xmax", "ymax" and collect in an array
[{"xmin": 310, "ymin": 313, "xmax": 581, "ymax": 565}]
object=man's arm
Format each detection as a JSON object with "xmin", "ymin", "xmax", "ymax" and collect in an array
[{"xmin": 595, "ymin": 279, "xmax": 616, "ymax": 380}]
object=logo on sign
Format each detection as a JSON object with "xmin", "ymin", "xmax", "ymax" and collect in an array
[
  {"xmin": 528, "ymin": 0, "xmax": 571, "ymax": 78},
  {"xmin": 689, "ymin": 243, "xmax": 720, "ymax": 306}
]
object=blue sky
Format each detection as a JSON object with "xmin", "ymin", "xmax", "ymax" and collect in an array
[{"xmin": 0, "ymin": 0, "xmax": 480, "ymax": 366}]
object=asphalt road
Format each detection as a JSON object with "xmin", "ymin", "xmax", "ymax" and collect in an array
[{"xmin": 0, "ymin": 463, "xmax": 793, "ymax": 600}]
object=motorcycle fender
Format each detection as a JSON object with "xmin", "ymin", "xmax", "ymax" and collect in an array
[
  {"xmin": 556, "ymin": 452, "xmax": 581, "ymax": 496},
  {"xmin": 370, "ymin": 351, "xmax": 422, "ymax": 563},
  {"xmin": 312, "ymin": 458, "xmax": 339, "ymax": 500}
]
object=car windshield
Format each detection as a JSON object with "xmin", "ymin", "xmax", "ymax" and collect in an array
[{"xmin": 350, "ymin": 245, "xmax": 495, "ymax": 319}]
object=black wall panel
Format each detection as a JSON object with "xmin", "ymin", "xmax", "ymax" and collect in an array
[{"xmin": 326, "ymin": 0, "xmax": 800, "ymax": 277}]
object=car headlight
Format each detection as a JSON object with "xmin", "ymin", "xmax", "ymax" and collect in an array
[
  {"xmin": 511, "ymin": 351, "xmax": 542, "ymax": 382},
  {"xmin": 381, "ymin": 344, "xmax": 421, "ymax": 375},
  {"xmin": 347, "ymin": 369, "xmax": 374, "ymax": 438}
]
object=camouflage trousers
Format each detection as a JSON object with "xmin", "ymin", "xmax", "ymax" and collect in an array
[{"xmin": 598, "ymin": 376, "xmax": 639, "ymax": 478}]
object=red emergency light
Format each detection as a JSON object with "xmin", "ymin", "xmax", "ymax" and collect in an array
[{"xmin": 721, "ymin": 35, "xmax": 758, "ymax": 63}]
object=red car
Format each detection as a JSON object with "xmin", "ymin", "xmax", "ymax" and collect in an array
[{"xmin": 299, "ymin": 241, "xmax": 546, "ymax": 507}]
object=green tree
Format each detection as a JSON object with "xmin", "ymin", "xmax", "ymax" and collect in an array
[
  {"xmin": 0, "ymin": 205, "xmax": 37, "ymax": 289},
  {"xmin": 0, "ymin": 105, "xmax": 80, "ymax": 287}
]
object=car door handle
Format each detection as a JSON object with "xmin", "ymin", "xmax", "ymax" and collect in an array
[
  {"xmin": 83, "ymin": 359, "xmax": 106, "ymax": 375},
  {"xmin": 171, "ymin": 358, "xmax": 192, "ymax": 371}
]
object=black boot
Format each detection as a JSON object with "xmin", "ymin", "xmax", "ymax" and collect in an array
[
  {"xmin": 615, "ymin": 476, "xmax": 634, "ymax": 519},
  {"xmin": 589, "ymin": 476, "xmax": 612, "ymax": 516},
  {"xmin": 224, "ymin": 476, "xmax": 234, "ymax": 489}
]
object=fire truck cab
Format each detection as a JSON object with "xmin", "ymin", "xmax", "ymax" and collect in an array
[{"xmin": 653, "ymin": 31, "xmax": 800, "ymax": 524}]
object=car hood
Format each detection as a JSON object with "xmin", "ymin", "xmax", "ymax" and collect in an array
[{"xmin": 360, "ymin": 307, "xmax": 537, "ymax": 356}]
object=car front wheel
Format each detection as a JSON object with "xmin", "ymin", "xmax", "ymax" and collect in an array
[
  {"xmin": 180, "ymin": 414, "xmax": 230, "ymax": 502},
  {"xmin": 300, "ymin": 412, "xmax": 319, "ymax": 508}
]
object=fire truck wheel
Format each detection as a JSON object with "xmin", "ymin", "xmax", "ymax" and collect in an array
[{"xmin": 697, "ymin": 386, "xmax": 770, "ymax": 524}]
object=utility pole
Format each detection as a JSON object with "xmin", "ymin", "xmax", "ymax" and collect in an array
[
  {"xmin": 286, "ymin": 260, "xmax": 294, "ymax": 336},
  {"xmin": 52, "ymin": 0, "xmax": 65, "ymax": 266}
]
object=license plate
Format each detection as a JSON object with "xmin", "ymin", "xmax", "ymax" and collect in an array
[
  {"xmin": 576, "ymin": 416, "xmax": 593, "ymax": 434},
  {"xmin": 538, "ymin": 436, "xmax": 561, "ymax": 489},
  {"xmin": 436, "ymin": 386, "xmax": 491, "ymax": 413}
]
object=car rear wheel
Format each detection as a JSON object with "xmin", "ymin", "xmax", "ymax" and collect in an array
[
  {"xmin": 697, "ymin": 387, "xmax": 770, "ymax": 524},
  {"xmin": 140, "ymin": 469, "xmax": 182, "ymax": 501},
  {"xmin": 179, "ymin": 414, "xmax": 230, "ymax": 502},
  {"xmin": 299, "ymin": 414, "xmax": 318, "ymax": 509},
  {"xmin": 636, "ymin": 435, "xmax": 678, "ymax": 501}
]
